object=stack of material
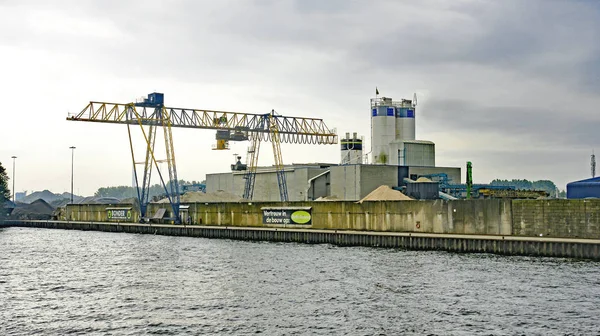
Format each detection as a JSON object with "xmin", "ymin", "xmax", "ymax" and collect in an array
[
  {"xmin": 21, "ymin": 190, "xmax": 84, "ymax": 204},
  {"xmin": 77, "ymin": 196, "xmax": 121, "ymax": 205},
  {"xmin": 358, "ymin": 185, "xmax": 413, "ymax": 203},
  {"xmin": 9, "ymin": 199, "xmax": 55, "ymax": 220},
  {"xmin": 156, "ymin": 190, "xmax": 248, "ymax": 203}
]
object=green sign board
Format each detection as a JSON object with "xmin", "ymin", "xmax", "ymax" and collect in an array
[
  {"xmin": 107, "ymin": 208, "xmax": 132, "ymax": 221},
  {"xmin": 262, "ymin": 207, "xmax": 312, "ymax": 225}
]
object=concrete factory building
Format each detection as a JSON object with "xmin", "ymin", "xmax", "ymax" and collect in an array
[{"xmin": 206, "ymin": 94, "xmax": 460, "ymax": 201}]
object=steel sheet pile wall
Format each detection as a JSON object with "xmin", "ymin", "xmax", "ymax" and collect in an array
[
  {"xmin": 15, "ymin": 198, "xmax": 600, "ymax": 260},
  {"xmin": 8, "ymin": 220, "xmax": 600, "ymax": 260},
  {"xmin": 512, "ymin": 199, "xmax": 600, "ymax": 238}
]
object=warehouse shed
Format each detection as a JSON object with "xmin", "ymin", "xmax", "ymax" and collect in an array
[{"xmin": 567, "ymin": 177, "xmax": 600, "ymax": 199}]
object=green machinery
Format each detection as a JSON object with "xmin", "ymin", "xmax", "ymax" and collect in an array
[{"xmin": 466, "ymin": 161, "xmax": 473, "ymax": 199}]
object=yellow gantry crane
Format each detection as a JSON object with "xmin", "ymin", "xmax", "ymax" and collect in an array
[{"xmin": 67, "ymin": 92, "xmax": 338, "ymax": 223}]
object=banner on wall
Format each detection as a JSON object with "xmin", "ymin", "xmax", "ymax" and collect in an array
[
  {"xmin": 106, "ymin": 207, "xmax": 133, "ymax": 221},
  {"xmin": 261, "ymin": 207, "xmax": 312, "ymax": 225}
]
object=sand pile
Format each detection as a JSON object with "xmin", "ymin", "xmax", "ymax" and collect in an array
[
  {"xmin": 359, "ymin": 185, "xmax": 413, "ymax": 202},
  {"xmin": 314, "ymin": 196, "xmax": 341, "ymax": 201},
  {"xmin": 156, "ymin": 190, "xmax": 247, "ymax": 203},
  {"xmin": 416, "ymin": 177, "xmax": 435, "ymax": 183}
]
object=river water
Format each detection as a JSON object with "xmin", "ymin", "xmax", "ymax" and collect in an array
[{"xmin": 1, "ymin": 227, "xmax": 599, "ymax": 335}]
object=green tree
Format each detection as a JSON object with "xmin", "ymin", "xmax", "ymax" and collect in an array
[
  {"xmin": 0, "ymin": 161, "xmax": 10, "ymax": 203},
  {"xmin": 0, "ymin": 162, "xmax": 8, "ymax": 221},
  {"xmin": 93, "ymin": 179, "xmax": 199, "ymax": 199}
]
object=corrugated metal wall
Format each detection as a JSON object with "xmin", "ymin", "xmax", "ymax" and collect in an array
[{"xmin": 567, "ymin": 178, "xmax": 600, "ymax": 199}]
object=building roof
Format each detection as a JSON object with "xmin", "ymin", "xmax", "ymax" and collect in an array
[
  {"xmin": 390, "ymin": 139, "xmax": 435, "ymax": 145},
  {"xmin": 567, "ymin": 177, "xmax": 600, "ymax": 186}
]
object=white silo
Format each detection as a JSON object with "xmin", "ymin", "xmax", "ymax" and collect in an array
[
  {"xmin": 341, "ymin": 132, "xmax": 363, "ymax": 164},
  {"xmin": 371, "ymin": 97, "xmax": 396, "ymax": 164},
  {"xmin": 395, "ymin": 99, "xmax": 416, "ymax": 141}
]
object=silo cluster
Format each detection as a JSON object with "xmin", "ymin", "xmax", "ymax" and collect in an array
[{"xmin": 371, "ymin": 97, "xmax": 416, "ymax": 164}]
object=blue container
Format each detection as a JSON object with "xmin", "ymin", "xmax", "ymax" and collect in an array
[
  {"xmin": 395, "ymin": 108, "xmax": 415, "ymax": 118},
  {"xmin": 372, "ymin": 106, "xmax": 393, "ymax": 117}
]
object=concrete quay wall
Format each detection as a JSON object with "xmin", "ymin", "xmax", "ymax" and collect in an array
[
  {"xmin": 513, "ymin": 199, "xmax": 600, "ymax": 238},
  {"xmin": 60, "ymin": 199, "xmax": 600, "ymax": 240},
  {"xmin": 149, "ymin": 199, "xmax": 513, "ymax": 235},
  {"xmin": 63, "ymin": 199, "xmax": 513, "ymax": 235}
]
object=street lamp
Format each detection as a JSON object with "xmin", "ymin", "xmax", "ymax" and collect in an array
[
  {"xmin": 11, "ymin": 156, "xmax": 16, "ymax": 202},
  {"xmin": 69, "ymin": 146, "xmax": 76, "ymax": 204}
]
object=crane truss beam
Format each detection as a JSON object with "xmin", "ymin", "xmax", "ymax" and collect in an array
[{"xmin": 69, "ymin": 102, "xmax": 338, "ymax": 145}]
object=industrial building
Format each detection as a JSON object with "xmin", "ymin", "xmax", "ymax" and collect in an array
[
  {"xmin": 206, "ymin": 93, "xmax": 461, "ymax": 201},
  {"xmin": 207, "ymin": 162, "xmax": 460, "ymax": 201},
  {"xmin": 567, "ymin": 177, "xmax": 600, "ymax": 199}
]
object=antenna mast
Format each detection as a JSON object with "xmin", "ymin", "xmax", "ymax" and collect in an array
[{"xmin": 592, "ymin": 151, "xmax": 596, "ymax": 178}]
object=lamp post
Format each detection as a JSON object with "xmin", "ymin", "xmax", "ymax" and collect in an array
[
  {"xmin": 69, "ymin": 146, "xmax": 76, "ymax": 204},
  {"xmin": 11, "ymin": 156, "xmax": 16, "ymax": 202}
]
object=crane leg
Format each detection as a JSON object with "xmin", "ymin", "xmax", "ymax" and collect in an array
[
  {"xmin": 269, "ymin": 113, "xmax": 288, "ymax": 202},
  {"xmin": 160, "ymin": 107, "xmax": 181, "ymax": 224},
  {"xmin": 126, "ymin": 105, "xmax": 181, "ymax": 223},
  {"xmin": 243, "ymin": 135, "xmax": 260, "ymax": 200}
]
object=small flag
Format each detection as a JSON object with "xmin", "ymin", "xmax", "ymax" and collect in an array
[{"xmin": 376, "ymin": 87, "xmax": 379, "ymax": 95}]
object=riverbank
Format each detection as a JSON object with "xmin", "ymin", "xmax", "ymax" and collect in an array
[{"xmin": 5, "ymin": 220, "xmax": 600, "ymax": 260}]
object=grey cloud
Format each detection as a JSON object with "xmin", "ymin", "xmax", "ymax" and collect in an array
[
  {"xmin": 422, "ymin": 97, "xmax": 600, "ymax": 148},
  {"xmin": 5, "ymin": 0, "xmax": 597, "ymax": 92},
  {"xmin": 2, "ymin": 0, "xmax": 600, "ymax": 193}
]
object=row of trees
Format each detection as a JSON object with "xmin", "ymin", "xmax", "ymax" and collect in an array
[
  {"xmin": 94, "ymin": 180, "xmax": 205, "ymax": 199},
  {"xmin": 489, "ymin": 179, "xmax": 564, "ymax": 197}
]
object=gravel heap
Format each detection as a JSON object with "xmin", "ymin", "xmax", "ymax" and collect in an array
[{"xmin": 9, "ymin": 199, "xmax": 55, "ymax": 220}]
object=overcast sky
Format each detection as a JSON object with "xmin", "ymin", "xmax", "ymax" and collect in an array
[{"xmin": 1, "ymin": 0, "xmax": 599, "ymax": 196}]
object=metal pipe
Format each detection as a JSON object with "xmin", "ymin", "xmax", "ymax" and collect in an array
[{"xmin": 69, "ymin": 146, "xmax": 76, "ymax": 204}]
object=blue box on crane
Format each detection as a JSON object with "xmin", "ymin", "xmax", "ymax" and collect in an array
[{"xmin": 147, "ymin": 92, "xmax": 164, "ymax": 106}]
